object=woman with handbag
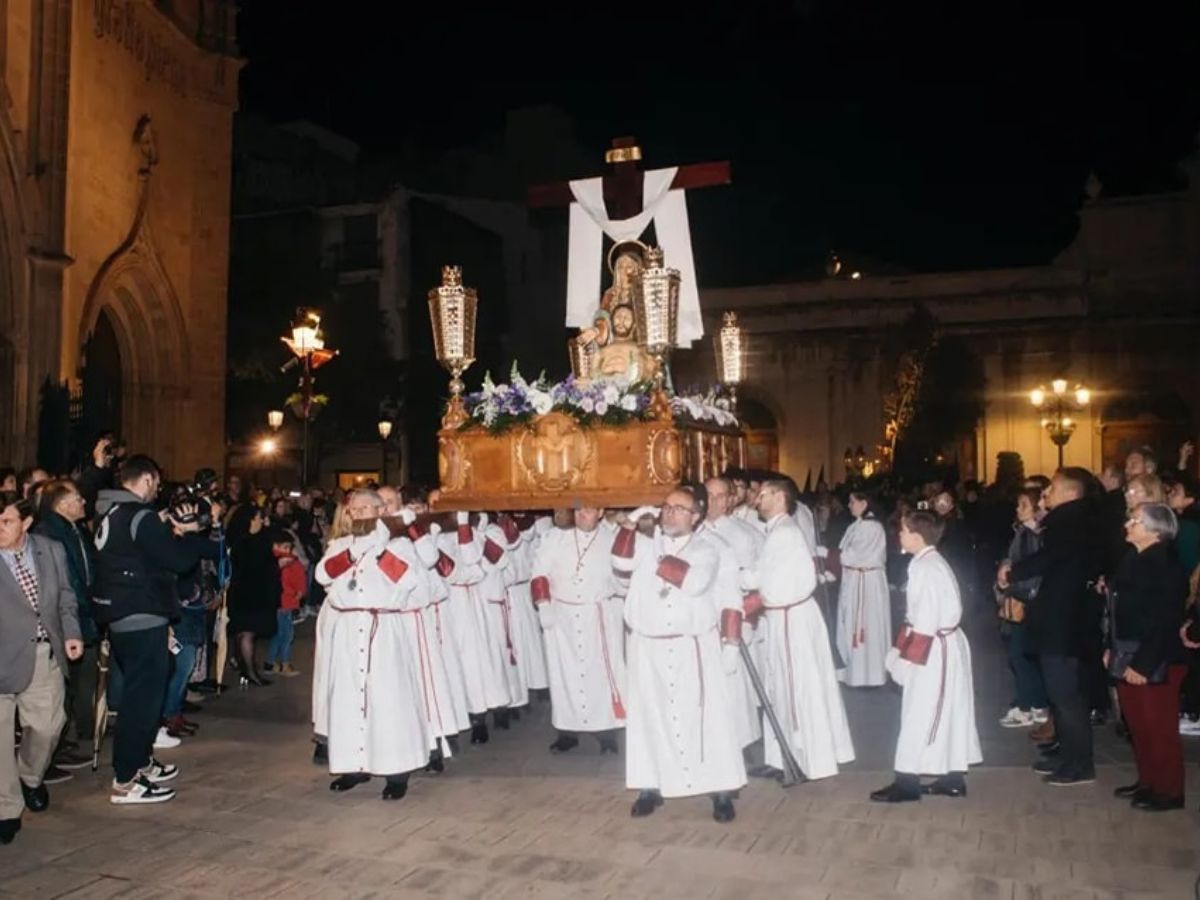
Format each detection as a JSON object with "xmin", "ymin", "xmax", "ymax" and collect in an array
[
  {"xmin": 1107, "ymin": 502, "xmax": 1190, "ymax": 811},
  {"xmin": 996, "ymin": 489, "xmax": 1049, "ymax": 728}
]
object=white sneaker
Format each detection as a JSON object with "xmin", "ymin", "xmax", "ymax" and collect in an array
[
  {"xmin": 153, "ymin": 727, "xmax": 181, "ymax": 750},
  {"xmin": 999, "ymin": 707, "xmax": 1035, "ymax": 728},
  {"xmin": 1031, "ymin": 707, "xmax": 1049, "ymax": 724},
  {"xmin": 1179, "ymin": 717, "xmax": 1200, "ymax": 736},
  {"xmin": 139, "ymin": 758, "xmax": 180, "ymax": 783},
  {"xmin": 111, "ymin": 774, "xmax": 176, "ymax": 805}
]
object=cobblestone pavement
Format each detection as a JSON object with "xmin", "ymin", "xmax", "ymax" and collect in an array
[{"xmin": 5, "ymin": 615, "xmax": 1199, "ymax": 899}]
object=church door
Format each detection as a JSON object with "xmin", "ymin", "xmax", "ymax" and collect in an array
[{"xmin": 81, "ymin": 309, "xmax": 124, "ymax": 445}]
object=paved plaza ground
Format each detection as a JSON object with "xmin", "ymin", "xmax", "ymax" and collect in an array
[{"xmin": 5, "ymin": 606, "xmax": 1200, "ymax": 899}]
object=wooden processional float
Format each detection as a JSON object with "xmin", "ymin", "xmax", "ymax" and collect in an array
[{"xmin": 427, "ymin": 260, "xmax": 749, "ymax": 512}]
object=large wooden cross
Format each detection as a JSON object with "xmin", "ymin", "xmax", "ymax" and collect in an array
[{"xmin": 527, "ymin": 136, "xmax": 731, "ymax": 219}]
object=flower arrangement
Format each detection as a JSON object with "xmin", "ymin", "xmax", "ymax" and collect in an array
[
  {"xmin": 670, "ymin": 385, "xmax": 740, "ymax": 427},
  {"xmin": 461, "ymin": 363, "xmax": 654, "ymax": 433}
]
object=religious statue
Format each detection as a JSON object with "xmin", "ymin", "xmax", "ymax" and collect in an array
[{"xmin": 572, "ymin": 240, "xmax": 658, "ymax": 383}]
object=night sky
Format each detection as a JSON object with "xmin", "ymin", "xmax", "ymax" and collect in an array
[{"xmin": 237, "ymin": 2, "xmax": 1200, "ymax": 285}]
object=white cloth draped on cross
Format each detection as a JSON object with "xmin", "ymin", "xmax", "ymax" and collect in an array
[{"xmin": 566, "ymin": 166, "xmax": 704, "ymax": 348}]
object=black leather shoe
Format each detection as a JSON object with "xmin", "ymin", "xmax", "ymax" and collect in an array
[
  {"xmin": 20, "ymin": 782, "xmax": 48, "ymax": 813},
  {"xmin": 382, "ymin": 777, "xmax": 409, "ymax": 801},
  {"xmin": 630, "ymin": 791, "xmax": 663, "ymax": 817},
  {"xmin": 598, "ymin": 735, "xmax": 619, "ymax": 755},
  {"xmin": 329, "ymin": 773, "xmax": 371, "ymax": 792},
  {"xmin": 869, "ymin": 781, "xmax": 920, "ymax": 803},
  {"xmin": 470, "ymin": 722, "xmax": 490, "ymax": 744},
  {"xmin": 1132, "ymin": 792, "xmax": 1184, "ymax": 812},
  {"xmin": 424, "ymin": 749, "xmax": 445, "ymax": 773},
  {"xmin": 1113, "ymin": 781, "xmax": 1143, "ymax": 799},
  {"xmin": 922, "ymin": 779, "xmax": 967, "ymax": 798},
  {"xmin": 493, "ymin": 708, "xmax": 511, "ymax": 730},
  {"xmin": 549, "ymin": 735, "xmax": 579, "ymax": 754},
  {"xmin": 0, "ymin": 818, "xmax": 20, "ymax": 845},
  {"xmin": 711, "ymin": 793, "xmax": 736, "ymax": 823},
  {"xmin": 312, "ymin": 743, "xmax": 328, "ymax": 765},
  {"xmin": 747, "ymin": 764, "xmax": 784, "ymax": 781}
]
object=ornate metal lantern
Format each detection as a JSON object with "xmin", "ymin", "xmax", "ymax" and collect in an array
[
  {"xmin": 713, "ymin": 310, "xmax": 745, "ymax": 409},
  {"xmin": 636, "ymin": 246, "xmax": 680, "ymax": 420},
  {"xmin": 567, "ymin": 337, "xmax": 595, "ymax": 382},
  {"xmin": 428, "ymin": 265, "xmax": 478, "ymax": 427}
]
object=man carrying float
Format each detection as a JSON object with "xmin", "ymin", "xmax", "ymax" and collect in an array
[
  {"xmin": 613, "ymin": 484, "xmax": 746, "ymax": 823},
  {"xmin": 530, "ymin": 504, "xmax": 625, "ymax": 754},
  {"xmin": 313, "ymin": 489, "xmax": 433, "ymax": 800}
]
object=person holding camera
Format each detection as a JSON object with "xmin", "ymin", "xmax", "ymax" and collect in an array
[{"xmin": 94, "ymin": 456, "xmax": 203, "ymax": 805}]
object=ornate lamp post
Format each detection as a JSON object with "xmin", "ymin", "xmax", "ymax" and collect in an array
[
  {"xmin": 1030, "ymin": 378, "xmax": 1090, "ymax": 468},
  {"xmin": 281, "ymin": 309, "xmax": 337, "ymax": 486},
  {"xmin": 377, "ymin": 419, "xmax": 393, "ymax": 486},
  {"xmin": 267, "ymin": 409, "xmax": 284, "ymax": 432},
  {"xmin": 428, "ymin": 266, "xmax": 478, "ymax": 428},
  {"xmin": 635, "ymin": 245, "xmax": 680, "ymax": 418},
  {"xmin": 713, "ymin": 311, "xmax": 745, "ymax": 411}
]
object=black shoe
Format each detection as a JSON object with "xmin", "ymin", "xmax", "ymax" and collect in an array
[
  {"xmin": 493, "ymin": 708, "xmax": 511, "ymax": 730},
  {"xmin": 630, "ymin": 791, "xmax": 663, "ymax": 817},
  {"xmin": 598, "ymin": 735, "xmax": 619, "ymax": 755},
  {"xmin": 711, "ymin": 793, "xmax": 736, "ymax": 823},
  {"xmin": 0, "ymin": 818, "xmax": 19, "ymax": 845},
  {"xmin": 1032, "ymin": 757, "xmax": 1058, "ymax": 775},
  {"xmin": 1043, "ymin": 771, "xmax": 1096, "ymax": 787},
  {"xmin": 509, "ymin": 708, "xmax": 521, "ymax": 722},
  {"xmin": 53, "ymin": 747, "xmax": 92, "ymax": 770},
  {"xmin": 329, "ymin": 773, "xmax": 371, "ymax": 792},
  {"xmin": 922, "ymin": 778, "xmax": 967, "ymax": 798},
  {"xmin": 1131, "ymin": 792, "xmax": 1184, "ymax": 812},
  {"xmin": 470, "ymin": 722, "xmax": 490, "ymax": 745},
  {"xmin": 425, "ymin": 749, "xmax": 445, "ymax": 773},
  {"xmin": 1113, "ymin": 781, "xmax": 1143, "ymax": 799},
  {"xmin": 245, "ymin": 675, "xmax": 272, "ymax": 687},
  {"xmin": 263, "ymin": 663, "xmax": 275, "ymax": 673},
  {"xmin": 869, "ymin": 781, "xmax": 921, "ymax": 803},
  {"xmin": 20, "ymin": 781, "xmax": 49, "ymax": 812},
  {"xmin": 747, "ymin": 764, "xmax": 784, "ymax": 781},
  {"xmin": 1089, "ymin": 710, "xmax": 1108, "ymax": 727},
  {"xmin": 382, "ymin": 776, "xmax": 409, "ymax": 801},
  {"xmin": 549, "ymin": 735, "xmax": 579, "ymax": 754},
  {"xmin": 1037, "ymin": 740, "xmax": 1060, "ymax": 754},
  {"xmin": 312, "ymin": 742, "xmax": 328, "ymax": 765}
]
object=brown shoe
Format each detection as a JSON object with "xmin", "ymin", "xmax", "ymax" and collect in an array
[{"xmin": 1030, "ymin": 717, "xmax": 1055, "ymax": 742}]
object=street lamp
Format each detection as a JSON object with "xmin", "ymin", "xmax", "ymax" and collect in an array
[
  {"xmin": 281, "ymin": 308, "xmax": 337, "ymax": 486},
  {"xmin": 267, "ymin": 409, "xmax": 284, "ymax": 431},
  {"xmin": 1030, "ymin": 378, "xmax": 1090, "ymax": 468},
  {"xmin": 377, "ymin": 420, "xmax": 393, "ymax": 487}
]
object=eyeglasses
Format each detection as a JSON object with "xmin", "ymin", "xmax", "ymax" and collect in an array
[{"xmin": 661, "ymin": 504, "xmax": 694, "ymax": 515}]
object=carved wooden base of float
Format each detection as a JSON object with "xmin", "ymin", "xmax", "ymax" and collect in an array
[{"xmin": 434, "ymin": 410, "xmax": 745, "ymax": 511}]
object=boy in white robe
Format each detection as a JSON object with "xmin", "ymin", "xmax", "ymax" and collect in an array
[{"xmin": 872, "ymin": 510, "xmax": 982, "ymax": 802}]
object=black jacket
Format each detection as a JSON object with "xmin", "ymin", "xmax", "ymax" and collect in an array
[
  {"xmin": 1112, "ymin": 540, "xmax": 1189, "ymax": 674},
  {"xmin": 1010, "ymin": 498, "xmax": 1103, "ymax": 656},
  {"xmin": 33, "ymin": 513, "xmax": 98, "ymax": 644}
]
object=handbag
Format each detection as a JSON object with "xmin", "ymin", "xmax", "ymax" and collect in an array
[{"xmin": 1106, "ymin": 590, "xmax": 1168, "ymax": 684}]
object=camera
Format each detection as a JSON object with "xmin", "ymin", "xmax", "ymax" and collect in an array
[{"xmin": 162, "ymin": 468, "xmax": 221, "ymax": 530}]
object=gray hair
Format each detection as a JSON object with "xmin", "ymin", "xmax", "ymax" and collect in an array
[
  {"xmin": 1134, "ymin": 502, "xmax": 1178, "ymax": 541},
  {"xmin": 348, "ymin": 488, "xmax": 384, "ymax": 508}
]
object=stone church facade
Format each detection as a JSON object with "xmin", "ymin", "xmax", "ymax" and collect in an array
[
  {"xmin": 683, "ymin": 153, "xmax": 1200, "ymax": 484},
  {"xmin": 1, "ymin": 0, "xmax": 239, "ymax": 476}
]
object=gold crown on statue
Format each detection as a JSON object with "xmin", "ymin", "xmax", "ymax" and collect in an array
[{"xmin": 441, "ymin": 265, "xmax": 463, "ymax": 286}]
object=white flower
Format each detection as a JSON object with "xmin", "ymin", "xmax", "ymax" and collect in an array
[
  {"xmin": 595, "ymin": 400, "xmax": 609, "ymax": 415},
  {"xmin": 602, "ymin": 384, "xmax": 619, "ymax": 405},
  {"xmin": 530, "ymin": 390, "xmax": 553, "ymax": 415},
  {"xmin": 580, "ymin": 397, "xmax": 595, "ymax": 413},
  {"xmin": 620, "ymin": 394, "xmax": 638, "ymax": 412}
]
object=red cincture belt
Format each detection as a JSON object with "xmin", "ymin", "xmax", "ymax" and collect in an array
[
  {"xmin": 765, "ymin": 599, "xmax": 809, "ymax": 730},
  {"xmin": 328, "ymin": 604, "xmax": 405, "ymax": 719},
  {"xmin": 553, "ymin": 596, "xmax": 625, "ymax": 719}
]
